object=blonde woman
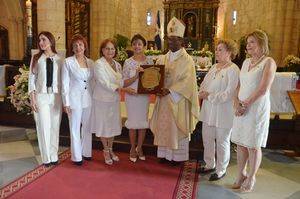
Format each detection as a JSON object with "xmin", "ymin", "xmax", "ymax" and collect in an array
[{"xmin": 231, "ymin": 30, "xmax": 277, "ymax": 193}]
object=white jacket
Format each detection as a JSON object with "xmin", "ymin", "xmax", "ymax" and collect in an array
[
  {"xmin": 28, "ymin": 53, "xmax": 63, "ymax": 94},
  {"xmin": 93, "ymin": 57, "xmax": 123, "ymax": 102},
  {"xmin": 61, "ymin": 56, "xmax": 94, "ymax": 109}
]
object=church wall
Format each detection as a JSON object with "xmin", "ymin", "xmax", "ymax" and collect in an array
[
  {"xmin": 218, "ymin": 0, "xmax": 300, "ymax": 66},
  {"xmin": 0, "ymin": 0, "xmax": 24, "ymax": 60},
  {"xmin": 90, "ymin": 0, "xmax": 164, "ymax": 59},
  {"xmin": 37, "ymin": 0, "xmax": 65, "ymax": 51},
  {"xmin": 130, "ymin": 0, "xmax": 164, "ymax": 42}
]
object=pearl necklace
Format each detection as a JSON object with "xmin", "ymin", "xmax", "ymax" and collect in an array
[{"xmin": 248, "ymin": 55, "xmax": 265, "ymax": 71}]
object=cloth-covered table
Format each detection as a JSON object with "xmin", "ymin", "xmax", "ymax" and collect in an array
[
  {"xmin": 0, "ymin": 65, "xmax": 6, "ymax": 97},
  {"xmin": 270, "ymin": 72, "xmax": 298, "ymax": 113}
]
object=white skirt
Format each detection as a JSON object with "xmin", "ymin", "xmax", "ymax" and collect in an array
[
  {"xmin": 124, "ymin": 94, "xmax": 149, "ymax": 129},
  {"xmin": 90, "ymin": 100, "xmax": 122, "ymax": 138}
]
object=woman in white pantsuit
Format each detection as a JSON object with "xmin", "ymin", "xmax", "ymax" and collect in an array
[
  {"xmin": 28, "ymin": 31, "xmax": 63, "ymax": 167},
  {"xmin": 91, "ymin": 39, "xmax": 135, "ymax": 165},
  {"xmin": 62, "ymin": 35, "xmax": 94, "ymax": 166},
  {"xmin": 199, "ymin": 40, "xmax": 239, "ymax": 181},
  {"xmin": 123, "ymin": 34, "xmax": 152, "ymax": 162},
  {"xmin": 231, "ymin": 30, "xmax": 276, "ymax": 193}
]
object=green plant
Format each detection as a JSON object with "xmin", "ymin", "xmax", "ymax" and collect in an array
[
  {"xmin": 144, "ymin": 49, "xmax": 162, "ymax": 56},
  {"xmin": 114, "ymin": 34, "xmax": 130, "ymax": 49}
]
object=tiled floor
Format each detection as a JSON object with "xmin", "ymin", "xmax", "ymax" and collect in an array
[
  {"xmin": 0, "ymin": 126, "xmax": 67, "ymax": 188},
  {"xmin": 0, "ymin": 125, "xmax": 299, "ymax": 199}
]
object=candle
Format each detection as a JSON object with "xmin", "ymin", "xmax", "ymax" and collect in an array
[{"xmin": 26, "ymin": 0, "xmax": 32, "ymax": 36}]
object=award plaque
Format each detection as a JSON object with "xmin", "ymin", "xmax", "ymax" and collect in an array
[{"xmin": 137, "ymin": 65, "xmax": 165, "ymax": 94}]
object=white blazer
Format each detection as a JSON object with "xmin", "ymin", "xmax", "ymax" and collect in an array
[
  {"xmin": 28, "ymin": 53, "xmax": 63, "ymax": 94},
  {"xmin": 61, "ymin": 56, "xmax": 94, "ymax": 109},
  {"xmin": 93, "ymin": 57, "xmax": 123, "ymax": 102},
  {"xmin": 200, "ymin": 63, "xmax": 240, "ymax": 129}
]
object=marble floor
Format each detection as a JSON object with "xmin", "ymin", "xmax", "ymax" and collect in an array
[{"xmin": 0, "ymin": 125, "xmax": 299, "ymax": 199}]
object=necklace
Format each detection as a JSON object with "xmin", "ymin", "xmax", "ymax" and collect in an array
[
  {"xmin": 248, "ymin": 55, "xmax": 265, "ymax": 71},
  {"xmin": 213, "ymin": 61, "xmax": 231, "ymax": 79}
]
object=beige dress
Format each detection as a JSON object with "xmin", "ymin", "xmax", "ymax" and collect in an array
[
  {"xmin": 91, "ymin": 57, "xmax": 123, "ymax": 138},
  {"xmin": 122, "ymin": 57, "xmax": 153, "ymax": 129}
]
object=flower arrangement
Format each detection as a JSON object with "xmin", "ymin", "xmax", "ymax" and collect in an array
[
  {"xmin": 282, "ymin": 55, "xmax": 300, "ymax": 72},
  {"xmin": 191, "ymin": 49, "xmax": 213, "ymax": 58},
  {"xmin": 7, "ymin": 65, "xmax": 32, "ymax": 114},
  {"xmin": 144, "ymin": 49, "xmax": 162, "ymax": 56},
  {"xmin": 115, "ymin": 47, "xmax": 128, "ymax": 64}
]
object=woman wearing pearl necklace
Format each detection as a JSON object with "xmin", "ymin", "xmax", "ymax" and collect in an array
[{"xmin": 231, "ymin": 30, "xmax": 277, "ymax": 193}]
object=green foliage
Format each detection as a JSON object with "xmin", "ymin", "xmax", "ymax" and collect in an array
[{"xmin": 114, "ymin": 34, "xmax": 130, "ymax": 49}]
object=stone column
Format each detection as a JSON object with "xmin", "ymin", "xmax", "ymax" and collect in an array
[
  {"xmin": 90, "ymin": 0, "xmax": 132, "ymax": 59},
  {"xmin": 37, "ymin": 0, "xmax": 65, "ymax": 51}
]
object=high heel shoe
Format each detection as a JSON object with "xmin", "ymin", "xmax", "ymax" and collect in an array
[
  {"xmin": 129, "ymin": 149, "xmax": 137, "ymax": 163},
  {"xmin": 231, "ymin": 175, "xmax": 247, "ymax": 189},
  {"xmin": 136, "ymin": 147, "xmax": 145, "ymax": 161},
  {"xmin": 240, "ymin": 177, "xmax": 256, "ymax": 193},
  {"xmin": 103, "ymin": 149, "xmax": 113, "ymax": 165},
  {"xmin": 109, "ymin": 148, "xmax": 119, "ymax": 162}
]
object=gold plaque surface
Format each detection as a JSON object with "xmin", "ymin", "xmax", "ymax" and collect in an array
[{"xmin": 138, "ymin": 65, "xmax": 165, "ymax": 94}]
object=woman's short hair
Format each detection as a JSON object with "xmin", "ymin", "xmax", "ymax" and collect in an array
[
  {"xmin": 70, "ymin": 34, "xmax": 89, "ymax": 57},
  {"xmin": 246, "ymin": 29, "xmax": 269, "ymax": 56},
  {"xmin": 99, "ymin": 38, "xmax": 118, "ymax": 58},
  {"xmin": 217, "ymin": 39, "xmax": 238, "ymax": 60},
  {"xmin": 131, "ymin": 34, "xmax": 147, "ymax": 46}
]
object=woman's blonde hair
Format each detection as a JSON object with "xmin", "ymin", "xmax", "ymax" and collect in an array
[
  {"xmin": 246, "ymin": 29, "xmax": 269, "ymax": 55},
  {"xmin": 217, "ymin": 39, "xmax": 238, "ymax": 60}
]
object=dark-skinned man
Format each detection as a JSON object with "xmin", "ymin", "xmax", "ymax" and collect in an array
[{"xmin": 150, "ymin": 17, "xmax": 200, "ymax": 165}]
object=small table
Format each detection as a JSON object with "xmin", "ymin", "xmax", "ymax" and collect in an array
[
  {"xmin": 287, "ymin": 90, "xmax": 300, "ymax": 156},
  {"xmin": 287, "ymin": 90, "xmax": 300, "ymax": 116}
]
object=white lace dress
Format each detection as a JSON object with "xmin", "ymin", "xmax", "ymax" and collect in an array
[
  {"xmin": 122, "ymin": 57, "xmax": 153, "ymax": 129},
  {"xmin": 231, "ymin": 57, "xmax": 273, "ymax": 148}
]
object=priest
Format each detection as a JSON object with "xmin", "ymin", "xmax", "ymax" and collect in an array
[{"xmin": 150, "ymin": 17, "xmax": 200, "ymax": 164}]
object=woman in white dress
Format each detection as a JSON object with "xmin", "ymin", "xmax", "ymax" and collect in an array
[
  {"xmin": 91, "ymin": 39, "xmax": 135, "ymax": 165},
  {"xmin": 199, "ymin": 40, "xmax": 239, "ymax": 181},
  {"xmin": 123, "ymin": 34, "xmax": 153, "ymax": 162},
  {"xmin": 62, "ymin": 35, "xmax": 94, "ymax": 166},
  {"xmin": 231, "ymin": 30, "xmax": 277, "ymax": 192},
  {"xmin": 28, "ymin": 31, "xmax": 63, "ymax": 167}
]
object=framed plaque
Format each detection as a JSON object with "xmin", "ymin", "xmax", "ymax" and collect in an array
[{"xmin": 137, "ymin": 65, "xmax": 165, "ymax": 94}]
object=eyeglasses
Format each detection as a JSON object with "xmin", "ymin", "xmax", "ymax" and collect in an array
[{"xmin": 104, "ymin": 47, "xmax": 115, "ymax": 51}]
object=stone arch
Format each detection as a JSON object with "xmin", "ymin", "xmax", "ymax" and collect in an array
[{"xmin": 0, "ymin": 0, "xmax": 24, "ymax": 60}]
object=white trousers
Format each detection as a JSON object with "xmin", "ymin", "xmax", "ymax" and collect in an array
[
  {"xmin": 202, "ymin": 122, "xmax": 231, "ymax": 175},
  {"xmin": 34, "ymin": 93, "xmax": 62, "ymax": 164},
  {"xmin": 157, "ymin": 137, "xmax": 189, "ymax": 161},
  {"xmin": 68, "ymin": 107, "xmax": 92, "ymax": 162}
]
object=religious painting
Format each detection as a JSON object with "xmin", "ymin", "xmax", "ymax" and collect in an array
[{"xmin": 184, "ymin": 12, "xmax": 197, "ymax": 38}]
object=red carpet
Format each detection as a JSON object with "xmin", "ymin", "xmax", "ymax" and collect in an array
[{"xmin": 0, "ymin": 150, "xmax": 199, "ymax": 199}]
